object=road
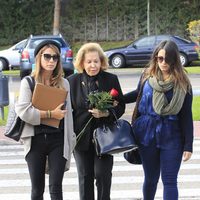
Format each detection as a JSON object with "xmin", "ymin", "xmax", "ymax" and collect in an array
[
  {"xmin": 7, "ymin": 69, "xmax": 200, "ymax": 96},
  {"xmin": 0, "ymin": 140, "xmax": 200, "ymax": 200},
  {"xmin": 6, "ymin": 70, "xmax": 200, "ymax": 121},
  {"xmin": 0, "ymin": 69, "xmax": 200, "ymax": 199}
]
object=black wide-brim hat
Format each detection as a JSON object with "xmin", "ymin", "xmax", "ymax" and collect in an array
[{"xmin": 34, "ymin": 40, "xmax": 61, "ymax": 57}]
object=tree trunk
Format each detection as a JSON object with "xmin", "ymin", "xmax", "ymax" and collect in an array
[
  {"xmin": 53, "ymin": 0, "xmax": 60, "ymax": 35},
  {"xmin": 123, "ymin": 15, "xmax": 127, "ymax": 40},
  {"xmin": 106, "ymin": 0, "xmax": 109, "ymax": 41},
  {"xmin": 84, "ymin": 12, "xmax": 87, "ymax": 41},
  {"xmin": 147, "ymin": 0, "xmax": 150, "ymax": 35},
  {"xmin": 94, "ymin": 0, "xmax": 98, "ymax": 40}
]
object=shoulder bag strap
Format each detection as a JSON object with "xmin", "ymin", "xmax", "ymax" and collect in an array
[
  {"xmin": 24, "ymin": 76, "xmax": 35, "ymax": 93},
  {"xmin": 131, "ymin": 75, "xmax": 146, "ymax": 123}
]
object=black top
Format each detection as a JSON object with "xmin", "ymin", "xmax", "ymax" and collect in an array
[{"xmin": 68, "ymin": 70, "xmax": 125, "ymax": 151}]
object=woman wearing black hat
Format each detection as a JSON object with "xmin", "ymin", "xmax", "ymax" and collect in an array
[{"xmin": 15, "ymin": 40, "xmax": 76, "ymax": 200}]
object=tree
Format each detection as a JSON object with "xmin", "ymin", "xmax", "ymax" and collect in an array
[
  {"xmin": 53, "ymin": 0, "xmax": 61, "ymax": 35},
  {"xmin": 1, "ymin": 0, "xmax": 200, "ymax": 45},
  {"xmin": 147, "ymin": 0, "xmax": 150, "ymax": 35},
  {"xmin": 187, "ymin": 19, "xmax": 200, "ymax": 44}
]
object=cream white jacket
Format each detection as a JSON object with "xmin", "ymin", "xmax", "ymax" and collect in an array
[{"xmin": 15, "ymin": 77, "xmax": 76, "ymax": 171}]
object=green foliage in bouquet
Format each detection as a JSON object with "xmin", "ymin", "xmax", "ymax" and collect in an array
[
  {"xmin": 88, "ymin": 91, "xmax": 114, "ymax": 111},
  {"xmin": 76, "ymin": 89, "xmax": 119, "ymax": 145}
]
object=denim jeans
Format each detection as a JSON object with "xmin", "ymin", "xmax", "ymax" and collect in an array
[
  {"xmin": 26, "ymin": 131, "xmax": 66, "ymax": 200},
  {"xmin": 140, "ymin": 142, "xmax": 183, "ymax": 200}
]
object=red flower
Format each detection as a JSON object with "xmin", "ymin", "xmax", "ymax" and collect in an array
[{"xmin": 109, "ymin": 88, "xmax": 119, "ymax": 98}]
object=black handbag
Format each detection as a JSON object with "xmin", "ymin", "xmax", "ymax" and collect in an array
[
  {"xmin": 4, "ymin": 106, "xmax": 25, "ymax": 141},
  {"xmin": 4, "ymin": 76, "xmax": 35, "ymax": 141},
  {"xmin": 123, "ymin": 77, "xmax": 144, "ymax": 164},
  {"xmin": 124, "ymin": 148, "xmax": 142, "ymax": 164},
  {"xmin": 93, "ymin": 119, "xmax": 138, "ymax": 156}
]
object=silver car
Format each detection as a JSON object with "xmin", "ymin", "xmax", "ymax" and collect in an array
[{"xmin": 0, "ymin": 39, "xmax": 27, "ymax": 70}]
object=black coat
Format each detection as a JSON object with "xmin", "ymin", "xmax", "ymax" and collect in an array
[{"xmin": 68, "ymin": 70, "xmax": 125, "ymax": 151}]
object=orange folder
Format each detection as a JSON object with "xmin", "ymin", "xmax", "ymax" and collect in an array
[{"xmin": 32, "ymin": 83, "xmax": 68, "ymax": 128}]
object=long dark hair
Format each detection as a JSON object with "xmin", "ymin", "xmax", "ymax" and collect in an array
[{"xmin": 143, "ymin": 40, "xmax": 191, "ymax": 93}]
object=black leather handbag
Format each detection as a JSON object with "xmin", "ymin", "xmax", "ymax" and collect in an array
[
  {"xmin": 4, "ymin": 108, "xmax": 25, "ymax": 141},
  {"xmin": 93, "ymin": 119, "xmax": 138, "ymax": 156},
  {"xmin": 123, "ymin": 78, "xmax": 144, "ymax": 164},
  {"xmin": 4, "ymin": 76, "xmax": 34, "ymax": 141}
]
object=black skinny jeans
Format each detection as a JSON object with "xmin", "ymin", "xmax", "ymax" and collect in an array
[{"xmin": 26, "ymin": 131, "xmax": 66, "ymax": 200}]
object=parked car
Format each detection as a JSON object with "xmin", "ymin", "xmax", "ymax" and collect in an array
[
  {"xmin": 20, "ymin": 34, "xmax": 74, "ymax": 79},
  {"xmin": 104, "ymin": 34, "xmax": 200, "ymax": 68},
  {"xmin": 0, "ymin": 39, "xmax": 27, "ymax": 70}
]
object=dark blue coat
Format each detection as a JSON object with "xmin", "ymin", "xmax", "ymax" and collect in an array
[{"xmin": 124, "ymin": 79, "xmax": 193, "ymax": 152}]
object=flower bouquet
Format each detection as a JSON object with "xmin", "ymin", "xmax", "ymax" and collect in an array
[
  {"xmin": 88, "ymin": 88, "xmax": 119, "ymax": 111},
  {"xmin": 76, "ymin": 88, "xmax": 119, "ymax": 144}
]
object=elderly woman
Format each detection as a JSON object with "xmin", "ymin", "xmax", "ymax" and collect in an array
[{"xmin": 68, "ymin": 42, "xmax": 125, "ymax": 200}]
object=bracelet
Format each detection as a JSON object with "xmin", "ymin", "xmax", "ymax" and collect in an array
[
  {"xmin": 46, "ymin": 110, "xmax": 51, "ymax": 118},
  {"xmin": 48, "ymin": 110, "xmax": 51, "ymax": 118}
]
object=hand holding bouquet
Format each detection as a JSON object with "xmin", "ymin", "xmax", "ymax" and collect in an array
[
  {"xmin": 88, "ymin": 88, "xmax": 119, "ymax": 111},
  {"xmin": 88, "ymin": 88, "xmax": 119, "ymax": 118},
  {"xmin": 76, "ymin": 88, "xmax": 119, "ymax": 144}
]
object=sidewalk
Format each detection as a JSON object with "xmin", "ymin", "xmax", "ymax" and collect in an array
[{"xmin": 0, "ymin": 121, "xmax": 200, "ymax": 145}]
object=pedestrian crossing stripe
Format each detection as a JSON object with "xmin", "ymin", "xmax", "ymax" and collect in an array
[
  {"xmin": 1, "ymin": 174, "xmax": 200, "ymax": 187},
  {"xmin": 0, "ymin": 139, "xmax": 200, "ymax": 150},
  {"xmin": 1, "ymin": 151, "xmax": 200, "ymax": 158},
  {"xmin": 0, "ymin": 162, "xmax": 200, "ymax": 174},
  {"xmin": 0, "ymin": 140, "xmax": 200, "ymax": 200},
  {"xmin": 0, "ymin": 189, "xmax": 200, "ymax": 200}
]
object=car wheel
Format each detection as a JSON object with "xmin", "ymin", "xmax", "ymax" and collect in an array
[
  {"xmin": 0, "ymin": 58, "xmax": 9, "ymax": 70},
  {"xmin": 110, "ymin": 54, "xmax": 125, "ymax": 68},
  {"xmin": 180, "ymin": 53, "xmax": 188, "ymax": 67}
]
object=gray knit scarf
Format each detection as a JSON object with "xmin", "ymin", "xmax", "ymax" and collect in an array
[{"xmin": 148, "ymin": 76, "xmax": 186, "ymax": 115}]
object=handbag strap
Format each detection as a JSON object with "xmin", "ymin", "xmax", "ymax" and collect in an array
[
  {"xmin": 108, "ymin": 108, "xmax": 118, "ymax": 121},
  {"xmin": 25, "ymin": 76, "xmax": 35, "ymax": 93},
  {"xmin": 131, "ymin": 76, "xmax": 145, "ymax": 123}
]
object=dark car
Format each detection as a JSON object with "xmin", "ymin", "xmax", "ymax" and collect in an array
[
  {"xmin": 20, "ymin": 34, "xmax": 74, "ymax": 79},
  {"xmin": 105, "ymin": 35, "xmax": 200, "ymax": 68}
]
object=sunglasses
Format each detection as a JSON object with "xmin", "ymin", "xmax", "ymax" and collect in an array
[
  {"xmin": 156, "ymin": 56, "xmax": 168, "ymax": 63},
  {"xmin": 42, "ymin": 53, "xmax": 59, "ymax": 62}
]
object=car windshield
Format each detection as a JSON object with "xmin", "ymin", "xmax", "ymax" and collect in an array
[
  {"xmin": 174, "ymin": 36, "xmax": 192, "ymax": 44},
  {"xmin": 155, "ymin": 35, "xmax": 170, "ymax": 45},
  {"xmin": 14, "ymin": 40, "xmax": 27, "ymax": 50}
]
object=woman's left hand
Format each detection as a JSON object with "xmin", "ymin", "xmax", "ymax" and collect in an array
[
  {"xmin": 51, "ymin": 103, "xmax": 67, "ymax": 120},
  {"xmin": 182, "ymin": 151, "xmax": 192, "ymax": 162},
  {"xmin": 88, "ymin": 109, "xmax": 109, "ymax": 118}
]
